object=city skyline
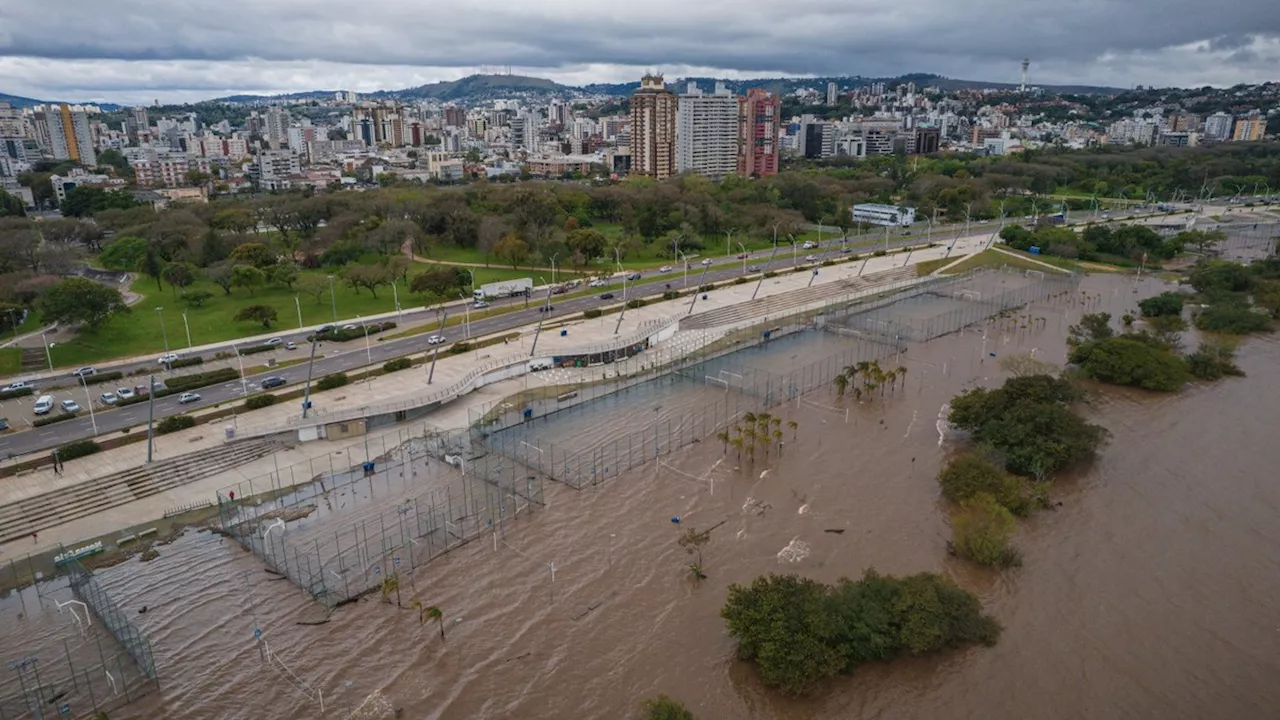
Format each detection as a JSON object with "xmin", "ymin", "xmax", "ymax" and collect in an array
[{"xmin": 2, "ymin": 0, "xmax": 1279, "ymax": 104}]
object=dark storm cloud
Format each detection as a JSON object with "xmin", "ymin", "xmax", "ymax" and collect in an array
[{"xmin": 1, "ymin": 0, "xmax": 1278, "ymax": 100}]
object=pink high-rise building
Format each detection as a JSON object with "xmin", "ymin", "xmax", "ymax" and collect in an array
[{"xmin": 738, "ymin": 88, "xmax": 779, "ymax": 177}]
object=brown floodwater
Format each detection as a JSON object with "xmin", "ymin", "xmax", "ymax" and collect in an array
[{"xmin": 5, "ymin": 273, "xmax": 1280, "ymax": 720}]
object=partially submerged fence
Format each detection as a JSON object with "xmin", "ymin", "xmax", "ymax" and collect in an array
[{"xmin": 216, "ymin": 426, "xmax": 544, "ymax": 607}]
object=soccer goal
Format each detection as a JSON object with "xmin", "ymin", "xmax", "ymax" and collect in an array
[
  {"xmin": 704, "ymin": 375, "xmax": 730, "ymax": 390},
  {"xmin": 800, "ymin": 397, "xmax": 850, "ymax": 424},
  {"xmin": 955, "ymin": 289, "xmax": 982, "ymax": 301},
  {"xmin": 1024, "ymin": 269, "xmax": 1046, "ymax": 280}
]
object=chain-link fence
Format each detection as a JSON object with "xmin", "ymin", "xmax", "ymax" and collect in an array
[
  {"xmin": 1, "ymin": 575, "xmax": 156, "ymax": 720},
  {"xmin": 216, "ymin": 425, "xmax": 544, "ymax": 608},
  {"xmin": 826, "ymin": 267, "xmax": 1081, "ymax": 344}
]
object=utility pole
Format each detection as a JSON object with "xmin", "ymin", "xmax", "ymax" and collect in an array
[
  {"xmin": 146, "ymin": 373, "xmax": 156, "ymax": 463},
  {"xmin": 528, "ymin": 288, "xmax": 554, "ymax": 357},
  {"xmin": 301, "ymin": 338, "xmax": 319, "ymax": 419},
  {"xmin": 752, "ymin": 246, "xmax": 780, "ymax": 300}
]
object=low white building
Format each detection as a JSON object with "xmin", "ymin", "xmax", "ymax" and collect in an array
[{"xmin": 850, "ymin": 203, "xmax": 916, "ymax": 227}]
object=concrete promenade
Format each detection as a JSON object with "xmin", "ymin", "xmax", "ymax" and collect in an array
[{"xmin": 0, "ymin": 231, "xmax": 996, "ymax": 555}]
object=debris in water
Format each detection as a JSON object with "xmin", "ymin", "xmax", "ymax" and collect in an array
[
  {"xmin": 824, "ymin": 529, "xmax": 846, "ymax": 534},
  {"xmin": 777, "ymin": 538, "xmax": 811, "ymax": 564}
]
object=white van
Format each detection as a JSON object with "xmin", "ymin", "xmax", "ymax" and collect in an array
[{"xmin": 33, "ymin": 395, "xmax": 55, "ymax": 415}]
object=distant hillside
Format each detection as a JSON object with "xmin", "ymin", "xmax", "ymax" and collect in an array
[
  {"xmin": 581, "ymin": 73, "xmax": 1121, "ymax": 97},
  {"xmin": 379, "ymin": 74, "xmax": 569, "ymax": 101},
  {"xmin": 1, "ymin": 92, "xmax": 121, "ymax": 110},
  {"xmin": 209, "ymin": 90, "xmax": 339, "ymax": 104}
]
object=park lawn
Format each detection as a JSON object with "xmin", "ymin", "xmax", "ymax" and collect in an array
[
  {"xmin": 44, "ymin": 264, "xmax": 579, "ymax": 368},
  {"xmin": 0, "ymin": 348, "xmax": 19, "ymax": 375},
  {"xmin": 941, "ymin": 249, "xmax": 1073, "ymax": 275}
]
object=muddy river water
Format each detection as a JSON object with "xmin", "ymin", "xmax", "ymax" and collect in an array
[{"xmin": 4, "ymin": 272, "xmax": 1279, "ymax": 719}]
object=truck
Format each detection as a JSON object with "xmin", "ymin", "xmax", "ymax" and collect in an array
[{"xmin": 474, "ymin": 277, "xmax": 533, "ymax": 301}]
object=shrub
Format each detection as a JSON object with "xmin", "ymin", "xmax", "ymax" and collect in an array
[
  {"xmin": 938, "ymin": 453, "xmax": 1042, "ymax": 516},
  {"xmin": 1138, "ymin": 292, "xmax": 1184, "ymax": 318},
  {"xmin": 661, "ymin": 290, "xmax": 680, "ymax": 300},
  {"xmin": 721, "ymin": 571, "xmax": 1001, "ymax": 696},
  {"xmin": 0, "ymin": 386, "xmax": 34, "ymax": 400},
  {"xmin": 448, "ymin": 341, "xmax": 473, "ymax": 354},
  {"xmin": 873, "ymin": 249, "xmax": 888, "ymax": 257},
  {"xmin": 1068, "ymin": 336, "xmax": 1191, "ymax": 392},
  {"xmin": 1185, "ymin": 342, "xmax": 1245, "ymax": 380},
  {"xmin": 582, "ymin": 308, "xmax": 602, "ymax": 318},
  {"xmin": 164, "ymin": 367, "xmax": 239, "ymax": 392},
  {"xmin": 951, "ymin": 494, "xmax": 1021, "ymax": 567},
  {"xmin": 156, "ymin": 414, "xmax": 196, "ymax": 434},
  {"xmin": 238, "ymin": 344, "xmax": 277, "ymax": 356},
  {"xmin": 733, "ymin": 277, "xmax": 747, "ymax": 285},
  {"xmin": 244, "ymin": 394, "xmax": 277, "ymax": 410},
  {"xmin": 56, "ymin": 439, "xmax": 102, "ymax": 461},
  {"xmin": 382, "ymin": 358, "xmax": 412, "ymax": 373},
  {"xmin": 643, "ymin": 694, "xmax": 694, "ymax": 720},
  {"xmin": 82, "ymin": 371, "xmax": 124, "ymax": 386},
  {"xmin": 309, "ymin": 321, "xmax": 397, "ymax": 343},
  {"xmin": 763, "ymin": 271, "xmax": 778, "ymax": 278},
  {"xmin": 626, "ymin": 299, "xmax": 646, "ymax": 309},
  {"xmin": 697, "ymin": 283, "xmax": 714, "ymax": 293},
  {"xmin": 1193, "ymin": 303, "xmax": 1272, "ymax": 334},
  {"xmin": 316, "ymin": 373, "xmax": 348, "ymax": 390},
  {"xmin": 34, "ymin": 413, "xmax": 78, "ymax": 427},
  {"xmin": 166, "ymin": 356, "xmax": 204, "ymax": 369}
]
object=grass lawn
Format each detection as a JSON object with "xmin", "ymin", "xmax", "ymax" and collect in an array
[
  {"xmin": 940, "ymin": 249, "xmax": 1073, "ymax": 275},
  {"xmin": 0, "ymin": 348, "xmax": 19, "ymax": 375},
  {"xmin": 44, "ymin": 263, "xmax": 580, "ymax": 368},
  {"xmin": 915, "ymin": 256, "xmax": 963, "ymax": 276}
]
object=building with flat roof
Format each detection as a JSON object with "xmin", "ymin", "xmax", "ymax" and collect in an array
[
  {"xmin": 851, "ymin": 203, "xmax": 916, "ymax": 227},
  {"xmin": 629, "ymin": 74, "xmax": 677, "ymax": 180},
  {"xmin": 676, "ymin": 82, "xmax": 738, "ymax": 180},
  {"xmin": 737, "ymin": 88, "xmax": 779, "ymax": 177}
]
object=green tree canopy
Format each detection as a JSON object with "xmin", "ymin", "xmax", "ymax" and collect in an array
[
  {"xmin": 39, "ymin": 277, "xmax": 128, "ymax": 329},
  {"xmin": 59, "ymin": 187, "xmax": 140, "ymax": 218},
  {"xmin": 233, "ymin": 304, "xmax": 278, "ymax": 328}
]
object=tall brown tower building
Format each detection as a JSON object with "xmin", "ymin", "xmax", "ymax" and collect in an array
[{"xmin": 629, "ymin": 74, "xmax": 677, "ymax": 180}]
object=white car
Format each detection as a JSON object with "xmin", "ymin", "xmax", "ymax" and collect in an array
[
  {"xmin": 472, "ymin": 301, "xmax": 490, "ymax": 309},
  {"xmin": 100, "ymin": 392, "xmax": 118, "ymax": 405},
  {"xmin": 177, "ymin": 392, "xmax": 201, "ymax": 404},
  {"xmin": 72, "ymin": 366, "xmax": 97, "ymax": 377},
  {"xmin": 158, "ymin": 353, "xmax": 180, "ymax": 365},
  {"xmin": 659, "ymin": 265, "xmax": 673, "ymax": 273},
  {"xmin": 341, "ymin": 324, "xmax": 357, "ymax": 331},
  {"xmin": 59, "ymin": 399, "xmax": 81, "ymax": 413},
  {"xmin": 805, "ymin": 254, "xmax": 819, "ymax": 262},
  {"xmin": 264, "ymin": 337, "xmax": 283, "ymax": 347},
  {"xmin": 427, "ymin": 335, "xmax": 446, "ymax": 345},
  {"xmin": 116, "ymin": 387, "xmax": 136, "ymax": 400},
  {"xmin": 2, "ymin": 380, "xmax": 31, "ymax": 393},
  {"xmin": 802, "ymin": 241, "xmax": 817, "ymax": 250},
  {"xmin": 588, "ymin": 279, "xmax": 606, "ymax": 288},
  {"xmin": 700, "ymin": 258, "xmax": 713, "ymax": 266}
]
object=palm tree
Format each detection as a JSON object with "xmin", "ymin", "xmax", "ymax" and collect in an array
[
  {"xmin": 834, "ymin": 374, "xmax": 848, "ymax": 397},
  {"xmin": 787, "ymin": 420, "xmax": 799, "ymax": 440},
  {"xmin": 885, "ymin": 370, "xmax": 898, "ymax": 394},
  {"xmin": 742, "ymin": 411, "xmax": 757, "ymax": 427},
  {"xmin": 716, "ymin": 431, "xmax": 729, "ymax": 454},
  {"xmin": 772, "ymin": 428, "xmax": 783, "ymax": 450},
  {"xmin": 853, "ymin": 387, "xmax": 864, "ymax": 402},
  {"xmin": 896, "ymin": 365, "xmax": 907, "ymax": 390},
  {"xmin": 730, "ymin": 436, "xmax": 744, "ymax": 459},
  {"xmin": 381, "ymin": 573, "xmax": 400, "ymax": 606},
  {"xmin": 425, "ymin": 605, "xmax": 444, "ymax": 640}
]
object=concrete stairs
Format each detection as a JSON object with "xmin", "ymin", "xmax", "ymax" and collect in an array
[
  {"xmin": 682, "ymin": 266, "xmax": 921, "ymax": 330},
  {"xmin": 0, "ymin": 440, "xmax": 284, "ymax": 544}
]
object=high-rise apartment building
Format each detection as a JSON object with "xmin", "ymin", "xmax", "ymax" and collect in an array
[
  {"xmin": 675, "ymin": 82, "xmax": 739, "ymax": 180},
  {"xmin": 1166, "ymin": 113, "xmax": 1199, "ymax": 133},
  {"xmin": 1232, "ymin": 112, "xmax": 1266, "ymax": 141},
  {"xmin": 629, "ymin": 74, "xmax": 677, "ymax": 180},
  {"xmin": 264, "ymin": 107, "xmax": 290, "ymax": 145},
  {"xmin": 1203, "ymin": 112, "xmax": 1234, "ymax": 141},
  {"xmin": 0, "ymin": 102, "xmax": 22, "ymax": 138},
  {"xmin": 737, "ymin": 88, "xmax": 779, "ymax": 177},
  {"xmin": 444, "ymin": 107, "xmax": 466, "ymax": 128},
  {"xmin": 33, "ymin": 104, "xmax": 96, "ymax": 166},
  {"xmin": 826, "ymin": 82, "xmax": 838, "ymax": 106}
]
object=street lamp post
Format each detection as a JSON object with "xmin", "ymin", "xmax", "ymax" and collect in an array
[
  {"xmin": 725, "ymin": 230, "xmax": 734, "ymax": 258},
  {"xmin": 80, "ymin": 374, "xmax": 98, "ymax": 436},
  {"xmin": 358, "ymin": 316, "xmax": 372, "ymax": 366},
  {"xmin": 737, "ymin": 242, "xmax": 747, "ymax": 273},
  {"xmin": 294, "ymin": 296, "xmax": 303, "ymax": 329},
  {"xmin": 391, "ymin": 279, "xmax": 401, "ymax": 321},
  {"xmin": 181, "ymin": 311, "xmax": 192, "ymax": 350},
  {"xmin": 229, "ymin": 343, "xmax": 249, "ymax": 396},
  {"xmin": 461, "ymin": 294, "xmax": 471, "ymax": 340},
  {"xmin": 677, "ymin": 251, "xmax": 689, "ymax": 287},
  {"xmin": 550, "ymin": 253, "xmax": 559, "ymax": 286},
  {"xmin": 466, "ymin": 269, "xmax": 476, "ymax": 298},
  {"xmin": 964, "ymin": 202, "xmax": 972, "ymax": 240},
  {"xmin": 614, "ymin": 274, "xmax": 628, "ymax": 335},
  {"xmin": 40, "ymin": 331, "xmax": 52, "ymax": 371},
  {"xmin": 327, "ymin": 275, "xmax": 337, "ymax": 322},
  {"xmin": 787, "ymin": 234, "xmax": 798, "ymax": 267},
  {"xmin": 155, "ymin": 307, "xmax": 169, "ymax": 353}
]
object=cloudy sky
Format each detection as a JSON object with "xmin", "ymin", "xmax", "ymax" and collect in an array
[{"xmin": 2, "ymin": 0, "xmax": 1278, "ymax": 104}]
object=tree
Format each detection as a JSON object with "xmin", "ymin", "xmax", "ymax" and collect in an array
[
  {"xmin": 642, "ymin": 695, "xmax": 695, "ymax": 720},
  {"xmin": 937, "ymin": 452, "xmax": 1041, "ymax": 516},
  {"xmin": 1138, "ymin": 292, "xmax": 1185, "ymax": 318},
  {"xmin": 183, "ymin": 290, "xmax": 214, "ymax": 308},
  {"xmin": 207, "ymin": 260, "xmax": 236, "ymax": 295},
  {"xmin": 1068, "ymin": 312, "xmax": 1113, "ymax": 343},
  {"xmin": 229, "ymin": 242, "xmax": 276, "ymax": 269},
  {"xmin": 951, "ymin": 494, "xmax": 1020, "ymax": 567},
  {"xmin": 677, "ymin": 527, "xmax": 712, "ymax": 581},
  {"xmin": 231, "ymin": 264, "xmax": 266, "ymax": 296},
  {"xmin": 566, "ymin": 228, "xmax": 607, "ymax": 267},
  {"xmin": 493, "ymin": 234, "xmax": 530, "ymax": 269},
  {"xmin": 39, "ymin": 278, "xmax": 128, "ymax": 329},
  {"xmin": 410, "ymin": 267, "xmax": 463, "ymax": 298},
  {"xmin": 59, "ymin": 187, "xmax": 139, "ymax": 217},
  {"xmin": 0, "ymin": 217, "xmax": 42, "ymax": 273},
  {"xmin": 161, "ymin": 261, "xmax": 198, "ymax": 296},
  {"xmin": 412, "ymin": 601, "xmax": 445, "ymax": 640},
  {"xmin": 212, "ymin": 207, "xmax": 256, "ymax": 234},
  {"xmin": 1068, "ymin": 336, "xmax": 1191, "ymax": 392},
  {"xmin": 137, "ymin": 245, "xmax": 165, "ymax": 291},
  {"xmin": 270, "ymin": 263, "xmax": 299, "ymax": 290},
  {"xmin": 342, "ymin": 264, "xmax": 392, "ymax": 298},
  {"xmin": 233, "ymin": 304, "xmax": 278, "ymax": 328},
  {"xmin": 296, "ymin": 273, "xmax": 328, "ymax": 304}
]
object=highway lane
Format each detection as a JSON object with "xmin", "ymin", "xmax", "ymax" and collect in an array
[{"xmin": 1, "ymin": 206, "xmax": 1175, "ymax": 458}]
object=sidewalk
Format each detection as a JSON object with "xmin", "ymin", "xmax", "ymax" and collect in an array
[{"xmin": 0, "ymin": 230, "xmax": 994, "ymax": 553}]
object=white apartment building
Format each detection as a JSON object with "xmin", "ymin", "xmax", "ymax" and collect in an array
[
  {"xmin": 30, "ymin": 105, "xmax": 96, "ymax": 166},
  {"xmin": 264, "ymin": 107, "xmax": 290, "ymax": 144},
  {"xmin": 676, "ymin": 82, "xmax": 738, "ymax": 180},
  {"xmin": 124, "ymin": 148, "xmax": 214, "ymax": 187},
  {"xmin": 1203, "ymin": 112, "xmax": 1234, "ymax": 141},
  {"xmin": 49, "ymin": 169, "xmax": 123, "ymax": 203},
  {"xmin": 252, "ymin": 151, "xmax": 301, "ymax": 190},
  {"xmin": 196, "ymin": 136, "xmax": 250, "ymax": 159}
]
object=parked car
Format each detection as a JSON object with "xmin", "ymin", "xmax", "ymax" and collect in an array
[
  {"xmin": 700, "ymin": 258, "xmax": 713, "ymax": 266},
  {"xmin": 473, "ymin": 300, "xmax": 490, "ymax": 309},
  {"xmin": 747, "ymin": 265, "xmax": 761, "ymax": 272},
  {"xmin": 100, "ymin": 392, "xmax": 118, "ymax": 405},
  {"xmin": 659, "ymin": 265, "xmax": 673, "ymax": 273},
  {"xmin": 178, "ymin": 392, "xmax": 201, "ymax": 404},
  {"xmin": 341, "ymin": 324, "xmax": 357, "ymax": 331},
  {"xmin": 805, "ymin": 254, "xmax": 818, "ymax": 262},
  {"xmin": 588, "ymin": 279, "xmax": 607, "ymax": 288},
  {"xmin": 158, "ymin": 353, "xmax": 180, "ymax": 365},
  {"xmin": 426, "ymin": 335, "xmax": 446, "ymax": 345},
  {"xmin": 1, "ymin": 380, "xmax": 31, "ymax": 393},
  {"xmin": 737, "ymin": 252, "xmax": 750, "ymax": 259},
  {"xmin": 599, "ymin": 292, "xmax": 615, "ymax": 300},
  {"xmin": 285, "ymin": 341, "xmax": 297, "ymax": 350},
  {"xmin": 33, "ymin": 395, "xmax": 54, "ymax": 415},
  {"xmin": 538, "ymin": 305, "xmax": 555, "ymax": 313},
  {"xmin": 264, "ymin": 337, "xmax": 283, "ymax": 347},
  {"xmin": 626, "ymin": 272, "xmax": 642, "ymax": 281},
  {"xmin": 261, "ymin": 376, "xmax": 287, "ymax": 389},
  {"xmin": 116, "ymin": 387, "xmax": 136, "ymax": 400},
  {"xmin": 0, "ymin": 417, "xmax": 9, "ymax": 431},
  {"xmin": 839, "ymin": 247, "xmax": 854, "ymax": 253},
  {"xmin": 802, "ymin": 241, "xmax": 817, "ymax": 250},
  {"xmin": 316, "ymin": 324, "xmax": 335, "ymax": 335},
  {"xmin": 552, "ymin": 285, "xmax": 569, "ymax": 295},
  {"xmin": 59, "ymin": 399, "xmax": 81, "ymax": 413},
  {"xmin": 72, "ymin": 366, "xmax": 97, "ymax": 377}
]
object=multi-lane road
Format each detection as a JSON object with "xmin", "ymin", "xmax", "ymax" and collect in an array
[{"xmin": 0, "ymin": 205, "xmax": 1181, "ymax": 460}]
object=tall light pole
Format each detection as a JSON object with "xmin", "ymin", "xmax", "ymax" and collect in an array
[
  {"xmin": 301, "ymin": 339, "xmax": 319, "ymax": 419},
  {"xmin": 155, "ymin": 306, "xmax": 169, "ymax": 353},
  {"xmin": 677, "ymin": 251, "xmax": 689, "ymax": 287},
  {"xmin": 40, "ymin": 330, "xmax": 53, "ymax": 371},
  {"xmin": 737, "ymin": 242, "xmax": 747, "ymax": 274},
  {"xmin": 181, "ymin": 311, "xmax": 192, "ymax": 350},
  {"xmin": 725, "ymin": 230, "xmax": 734, "ymax": 258},
  {"xmin": 327, "ymin": 274, "xmax": 337, "ymax": 322},
  {"xmin": 787, "ymin": 234, "xmax": 798, "ymax": 267},
  {"xmin": 229, "ymin": 343, "xmax": 249, "ymax": 396},
  {"xmin": 460, "ymin": 293, "xmax": 471, "ymax": 339},
  {"xmin": 294, "ymin": 295, "xmax": 303, "ymax": 329},
  {"xmin": 79, "ymin": 374, "xmax": 97, "ymax": 436},
  {"xmin": 614, "ymin": 274, "xmax": 628, "ymax": 335},
  {"xmin": 964, "ymin": 203, "xmax": 972, "ymax": 240},
  {"xmin": 466, "ymin": 269, "xmax": 476, "ymax": 297},
  {"xmin": 772, "ymin": 223, "xmax": 780, "ymax": 248},
  {"xmin": 358, "ymin": 315, "xmax": 372, "ymax": 366},
  {"xmin": 550, "ymin": 253, "xmax": 559, "ymax": 286}
]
